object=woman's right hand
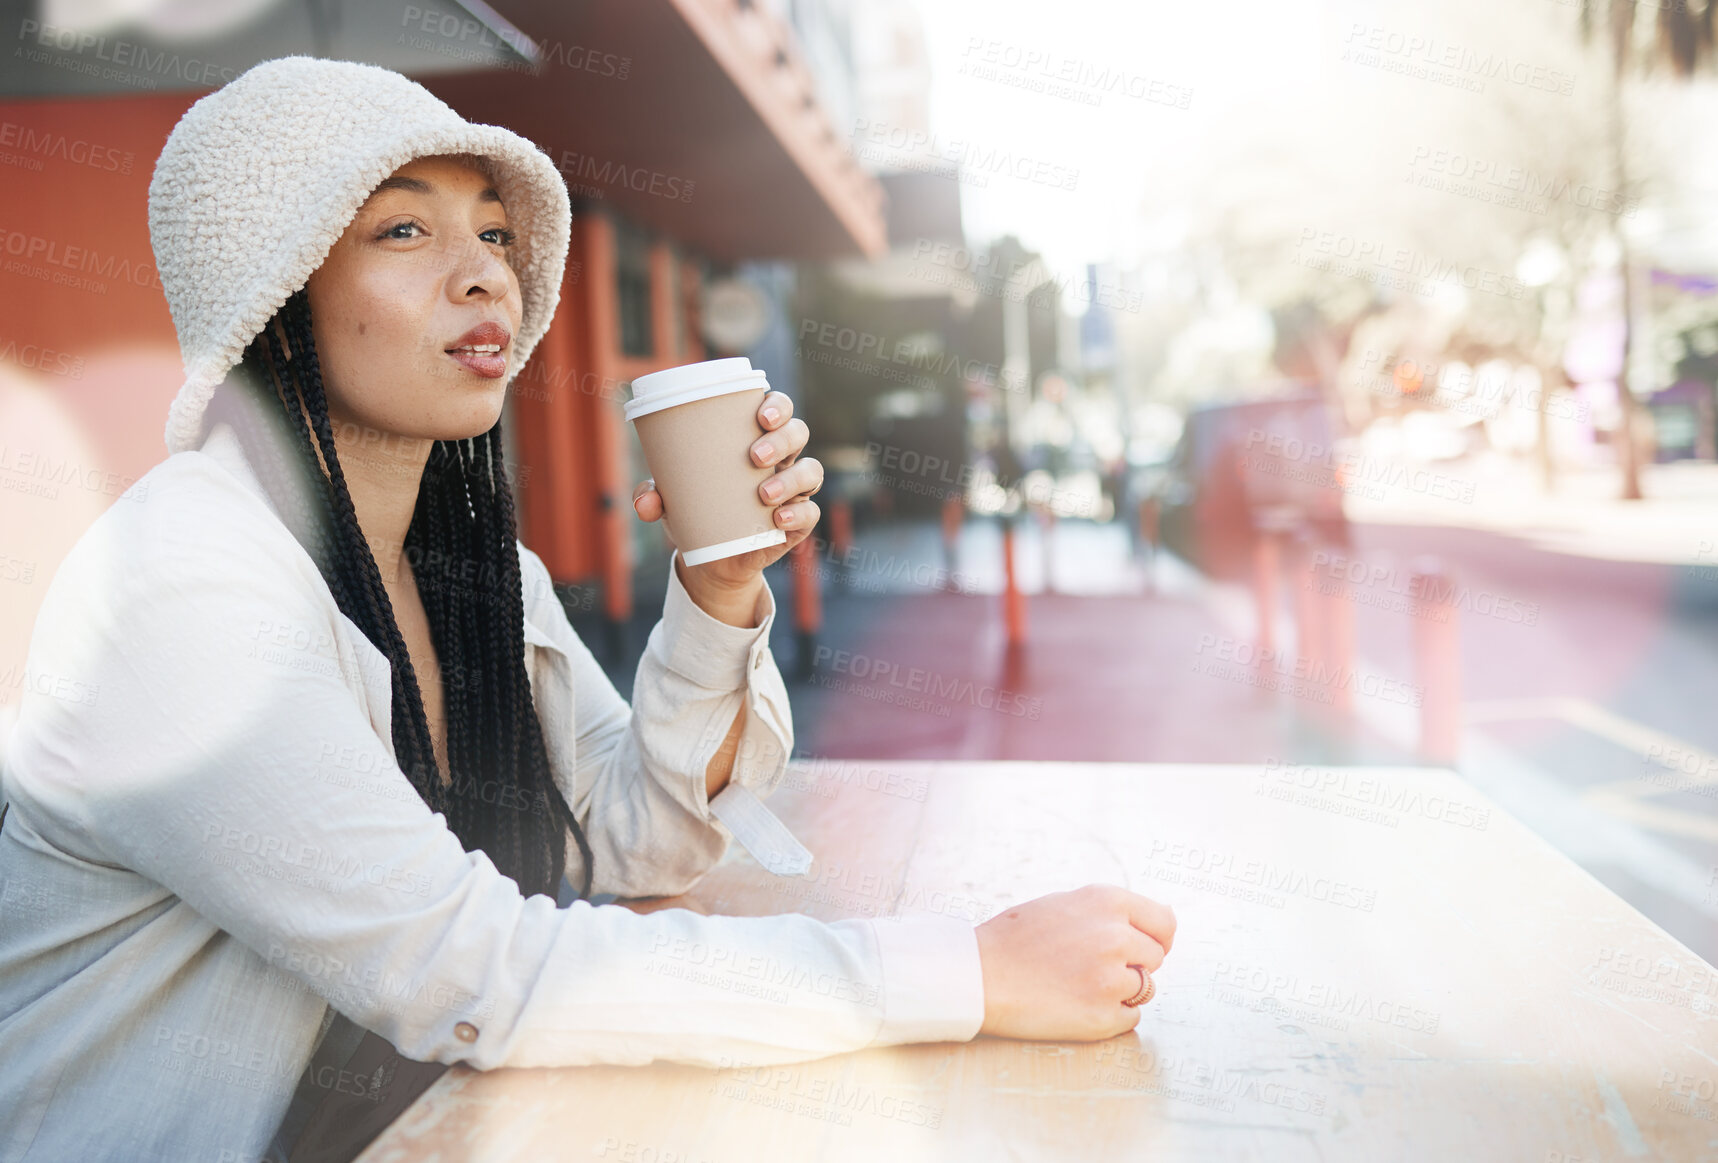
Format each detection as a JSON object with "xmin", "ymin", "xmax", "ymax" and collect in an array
[{"xmin": 973, "ymin": 884, "xmax": 1177, "ymax": 1041}]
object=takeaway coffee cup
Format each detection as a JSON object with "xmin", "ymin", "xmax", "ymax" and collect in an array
[{"xmin": 624, "ymin": 357, "xmax": 789, "ymax": 566}]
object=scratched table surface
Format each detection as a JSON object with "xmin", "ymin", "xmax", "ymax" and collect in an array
[{"xmin": 357, "ymin": 762, "xmax": 1718, "ymax": 1162}]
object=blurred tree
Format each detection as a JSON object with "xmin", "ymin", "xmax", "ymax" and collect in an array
[{"xmin": 1579, "ymin": 0, "xmax": 1716, "ymax": 498}]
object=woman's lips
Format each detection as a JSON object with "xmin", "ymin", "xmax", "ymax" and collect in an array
[{"xmin": 445, "ymin": 345, "xmax": 507, "ymax": 379}]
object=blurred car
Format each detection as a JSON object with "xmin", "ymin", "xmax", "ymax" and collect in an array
[{"xmin": 1148, "ymin": 391, "xmax": 1351, "ymax": 580}]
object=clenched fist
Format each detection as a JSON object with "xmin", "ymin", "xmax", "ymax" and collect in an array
[{"xmin": 974, "ymin": 884, "xmax": 1177, "ymax": 1041}]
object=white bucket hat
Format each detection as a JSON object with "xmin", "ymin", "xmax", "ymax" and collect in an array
[{"xmin": 148, "ymin": 55, "xmax": 570, "ymax": 454}]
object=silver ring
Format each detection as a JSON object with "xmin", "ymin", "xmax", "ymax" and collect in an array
[{"xmin": 1122, "ymin": 964, "xmax": 1155, "ymax": 1007}]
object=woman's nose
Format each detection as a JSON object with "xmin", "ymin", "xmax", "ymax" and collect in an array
[{"xmin": 447, "ymin": 235, "xmax": 513, "ymax": 303}]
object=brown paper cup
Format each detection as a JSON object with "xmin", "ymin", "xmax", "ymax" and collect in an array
[{"xmin": 633, "ymin": 386, "xmax": 787, "ymax": 566}]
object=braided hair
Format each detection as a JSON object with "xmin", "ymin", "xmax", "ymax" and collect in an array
[{"xmin": 207, "ymin": 285, "xmax": 595, "ymax": 903}]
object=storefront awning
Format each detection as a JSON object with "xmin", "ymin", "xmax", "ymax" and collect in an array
[
  {"xmin": 424, "ymin": 0, "xmax": 887, "ymax": 261},
  {"xmin": 0, "ymin": 0, "xmax": 533, "ymax": 98}
]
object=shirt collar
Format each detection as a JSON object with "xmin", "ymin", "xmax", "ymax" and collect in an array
[{"xmin": 198, "ymin": 416, "xmax": 566, "ymax": 654}]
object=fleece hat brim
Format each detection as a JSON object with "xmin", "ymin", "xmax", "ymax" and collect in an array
[{"xmin": 148, "ymin": 55, "xmax": 570, "ymax": 455}]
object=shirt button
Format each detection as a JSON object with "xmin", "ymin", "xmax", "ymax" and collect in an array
[
  {"xmin": 454, "ymin": 1021, "xmax": 479, "ymax": 1043},
  {"xmin": 752, "ymin": 653, "xmax": 764, "ymax": 670}
]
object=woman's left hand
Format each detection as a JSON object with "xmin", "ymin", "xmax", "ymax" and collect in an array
[{"xmin": 631, "ymin": 390, "xmax": 822, "ymax": 626}]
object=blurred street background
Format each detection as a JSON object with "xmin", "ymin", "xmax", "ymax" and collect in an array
[{"xmin": 4, "ymin": 0, "xmax": 1718, "ymax": 965}]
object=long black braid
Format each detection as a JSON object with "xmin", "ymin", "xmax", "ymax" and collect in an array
[{"xmin": 207, "ymin": 286, "xmax": 594, "ymax": 903}]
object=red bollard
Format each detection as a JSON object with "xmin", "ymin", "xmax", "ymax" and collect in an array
[
  {"xmin": 830, "ymin": 497, "xmax": 854, "ymax": 563},
  {"xmin": 1412, "ymin": 560, "xmax": 1461, "ymax": 765},
  {"xmin": 791, "ymin": 535, "xmax": 822, "ymax": 636},
  {"xmin": 1294, "ymin": 535, "xmax": 1326, "ymax": 700},
  {"xmin": 1252, "ymin": 530, "xmax": 1281, "ymax": 683},
  {"xmin": 1002, "ymin": 520, "xmax": 1028, "ymax": 647},
  {"xmin": 787, "ymin": 535, "xmax": 824, "ymax": 681}
]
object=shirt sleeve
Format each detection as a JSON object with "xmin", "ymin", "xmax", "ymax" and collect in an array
[
  {"xmin": 6, "ymin": 481, "xmax": 985, "ymax": 1073},
  {"xmin": 517, "ymin": 544, "xmax": 798, "ymax": 901}
]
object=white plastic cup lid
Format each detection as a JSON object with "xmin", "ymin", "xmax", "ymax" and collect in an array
[{"xmin": 624, "ymin": 357, "xmax": 769, "ymax": 421}]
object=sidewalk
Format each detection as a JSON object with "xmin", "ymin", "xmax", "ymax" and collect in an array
[
  {"xmin": 1339, "ymin": 460, "xmax": 1718, "ymax": 967},
  {"xmin": 1343, "ymin": 451, "xmax": 1718, "ymax": 566},
  {"xmin": 766, "ymin": 518, "xmax": 1416, "ymax": 767}
]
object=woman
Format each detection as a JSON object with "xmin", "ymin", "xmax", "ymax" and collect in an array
[{"xmin": 0, "ymin": 57, "xmax": 1175, "ymax": 1161}]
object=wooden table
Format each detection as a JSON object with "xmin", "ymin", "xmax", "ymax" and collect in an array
[{"xmin": 357, "ymin": 761, "xmax": 1718, "ymax": 1162}]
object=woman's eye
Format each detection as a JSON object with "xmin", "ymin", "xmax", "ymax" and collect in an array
[{"xmin": 378, "ymin": 221, "xmax": 515, "ymax": 247}]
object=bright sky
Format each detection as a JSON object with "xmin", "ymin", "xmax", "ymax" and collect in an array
[
  {"xmin": 913, "ymin": 0, "xmax": 1329, "ymax": 275},
  {"xmin": 912, "ymin": 0, "xmax": 1718, "ymax": 283}
]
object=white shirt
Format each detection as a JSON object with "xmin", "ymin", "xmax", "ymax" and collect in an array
[{"xmin": 0, "ymin": 419, "xmax": 985, "ymax": 1162}]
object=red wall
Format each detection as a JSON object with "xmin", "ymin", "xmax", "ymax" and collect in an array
[
  {"xmin": 0, "ymin": 90, "xmax": 698, "ymax": 683},
  {"xmin": 0, "ymin": 91, "xmax": 194, "ymax": 483},
  {"xmin": 0, "ymin": 92, "xmax": 197, "ymax": 711}
]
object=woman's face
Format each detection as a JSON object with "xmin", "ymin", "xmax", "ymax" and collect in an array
[{"xmin": 303, "ymin": 154, "xmax": 526, "ymax": 444}]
